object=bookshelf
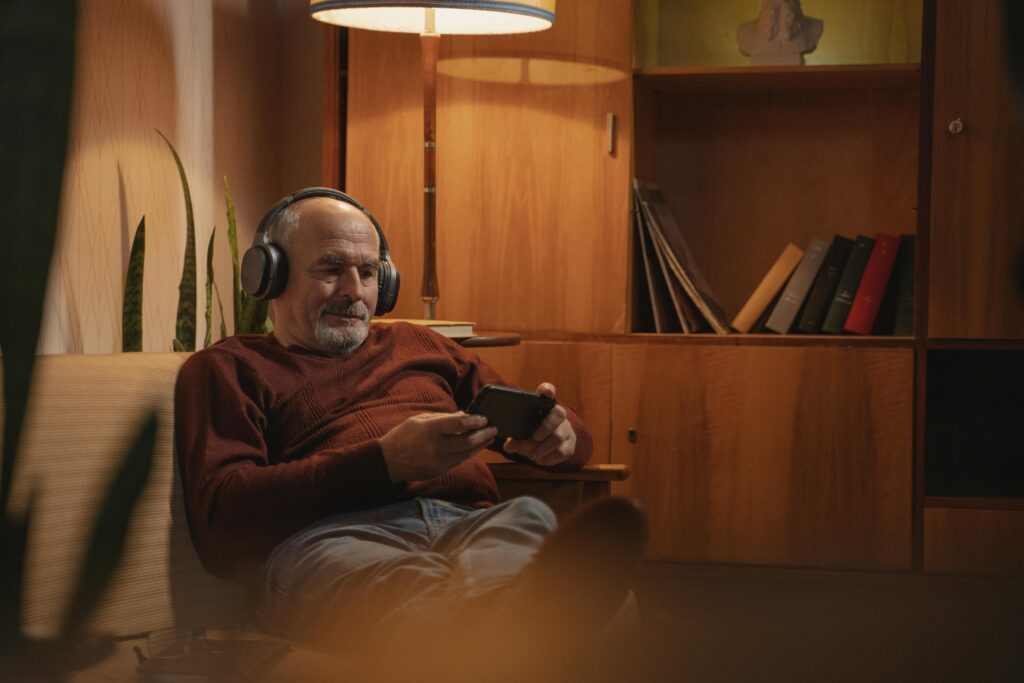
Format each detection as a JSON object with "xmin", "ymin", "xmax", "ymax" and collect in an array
[{"xmin": 338, "ymin": 0, "xmax": 1023, "ymax": 575}]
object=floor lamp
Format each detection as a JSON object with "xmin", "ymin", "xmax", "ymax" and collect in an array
[{"xmin": 310, "ymin": 1, "xmax": 556, "ymax": 320}]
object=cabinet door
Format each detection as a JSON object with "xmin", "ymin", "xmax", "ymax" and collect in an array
[
  {"xmin": 929, "ymin": 0, "xmax": 1024, "ymax": 338},
  {"xmin": 611, "ymin": 344, "xmax": 913, "ymax": 570},
  {"xmin": 347, "ymin": 0, "xmax": 633, "ymax": 333}
]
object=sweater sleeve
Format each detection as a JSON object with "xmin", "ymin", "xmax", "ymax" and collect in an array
[
  {"xmin": 174, "ymin": 349, "xmax": 400, "ymax": 579},
  {"xmin": 433, "ymin": 333, "xmax": 594, "ymax": 472}
]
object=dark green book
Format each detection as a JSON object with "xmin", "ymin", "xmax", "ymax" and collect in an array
[
  {"xmin": 796, "ymin": 235, "xmax": 854, "ymax": 333},
  {"xmin": 892, "ymin": 234, "xmax": 916, "ymax": 335},
  {"xmin": 821, "ymin": 235, "xmax": 875, "ymax": 334}
]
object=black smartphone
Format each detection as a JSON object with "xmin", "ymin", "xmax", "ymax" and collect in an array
[{"xmin": 466, "ymin": 385, "xmax": 556, "ymax": 440}]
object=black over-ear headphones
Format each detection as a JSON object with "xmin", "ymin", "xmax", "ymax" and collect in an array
[{"xmin": 240, "ymin": 187, "xmax": 400, "ymax": 316}]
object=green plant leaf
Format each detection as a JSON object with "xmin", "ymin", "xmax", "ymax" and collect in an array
[
  {"xmin": 224, "ymin": 176, "xmax": 241, "ymax": 330},
  {"xmin": 213, "ymin": 280, "xmax": 228, "ymax": 341},
  {"xmin": 59, "ymin": 413, "xmax": 157, "ymax": 643},
  {"xmin": 156, "ymin": 130, "xmax": 196, "ymax": 352},
  {"xmin": 122, "ymin": 216, "xmax": 145, "ymax": 352},
  {"xmin": 204, "ymin": 227, "xmax": 215, "ymax": 348},
  {"xmin": 224, "ymin": 176, "xmax": 271, "ymax": 335},
  {"xmin": 0, "ymin": 0, "xmax": 77, "ymax": 512},
  {"xmin": 238, "ymin": 295, "xmax": 270, "ymax": 336},
  {"xmin": 172, "ymin": 338, "xmax": 187, "ymax": 353}
]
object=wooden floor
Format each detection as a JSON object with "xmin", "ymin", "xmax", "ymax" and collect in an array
[{"xmin": 619, "ymin": 562, "xmax": 1024, "ymax": 682}]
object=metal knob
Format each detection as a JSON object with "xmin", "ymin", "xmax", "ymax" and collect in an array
[{"xmin": 948, "ymin": 118, "xmax": 964, "ymax": 135}]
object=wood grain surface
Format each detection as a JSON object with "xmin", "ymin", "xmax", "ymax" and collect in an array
[
  {"xmin": 474, "ymin": 341, "xmax": 613, "ymax": 465},
  {"xmin": 924, "ymin": 507, "xmax": 1024, "ymax": 576},
  {"xmin": 347, "ymin": 0, "xmax": 633, "ymax": 333},
  {"xmin": 611, "ymin": 344, "xmax": 914, "ymax": 570},
  {"xmin": 928, "ymin": 0, "xmax": 1024, "ymax": 338}
]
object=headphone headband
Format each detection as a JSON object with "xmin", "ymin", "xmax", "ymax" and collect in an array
[{"xmin": 253, "ymin": 187, "xmax": 392, "ymax": 258}]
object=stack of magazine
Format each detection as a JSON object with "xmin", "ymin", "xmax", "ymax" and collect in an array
[{"xmin": 632, "ymin": 179, "xmax": 730, "ymax": 334}]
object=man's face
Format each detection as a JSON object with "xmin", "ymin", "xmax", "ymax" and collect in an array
[{"xmin": 271, "ymin": 197, "xmax": 381, "ymax": 355}]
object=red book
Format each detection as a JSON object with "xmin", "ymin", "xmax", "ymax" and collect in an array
[{"xmin": 843, "ymin": 233, "xmax": 900, "ymax": 335}]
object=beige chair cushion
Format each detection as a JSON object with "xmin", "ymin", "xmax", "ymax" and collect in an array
[{"xmin": 8, "ymin": 352, "xmax": 245, "ymax": 638}]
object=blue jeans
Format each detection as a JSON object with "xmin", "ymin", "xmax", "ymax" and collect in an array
[{"xmin": 257, "ymin": 496, "xmax": 557, "ymax": 649}]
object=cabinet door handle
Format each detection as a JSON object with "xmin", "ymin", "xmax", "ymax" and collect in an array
[
  {"xmin": 607, "ymin": 112, "xmax": 616, "ymax": 155},
  {"xmin": 948, "ymin": 117, "xmax": 965, "ymax": 135}
]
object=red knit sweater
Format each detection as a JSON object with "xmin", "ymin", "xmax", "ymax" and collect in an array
[{"xmin": 174, "ymin": 323, "xmax": 592, "ymax": 580}]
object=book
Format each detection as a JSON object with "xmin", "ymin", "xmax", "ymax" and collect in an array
[
  {"xmin": 373, "ymin": 318, "xmax": 475, "ymax": 339},
  {"xmin": 732, "ymin": 243, "xmax": 805, "ymax": 333},
  {"xmin": 629, "ymin": 188, "xmax": 657, "ymax": 332},
  {"xmin": 843, "ymin": 233, "xmax": 901, "ymax": 335},
  {"xmin": 820, "ymin": 235, "xmax": 875, "ymax": 333},
  {"xmin": 635, "ymin": 182, "xmax": 731, "ymax": 334},
  {"xmin": 750, "ymin": 275, "xmax": 790, "ymax": 333},
  {"xmin": 632, "ymin": 183, "xmax": 685, "ymax": 332},
  {"xmin": 795, "ymin": 235, "xmax": 854, "ymax": 334},
  {"xmin": 765, "ymin": 237, "xmax": 829, "ymax": 334},
  {"xmin": 892, "ymin": 234, "xmax": 916, "ymax": 335}
]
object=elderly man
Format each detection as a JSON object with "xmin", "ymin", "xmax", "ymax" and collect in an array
[{"xmin": 174, "ymin": 188, "xmax": 645, "ymax": 670}]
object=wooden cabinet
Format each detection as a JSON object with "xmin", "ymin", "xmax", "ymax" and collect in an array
[
  {"xmin": 928, "ymin": 0, "xmax": 1024, "ymax": 339},
  {"xmin": 921, "ymin": 0, "xmax": 1024, "ymax": 576},
  {"xmin": 339, "ymin": 0, "xmax": 1024, "ymax": 574},
  {"xmin": 611, "ymin": 342, "xmax": 913, "ymax": 570}
]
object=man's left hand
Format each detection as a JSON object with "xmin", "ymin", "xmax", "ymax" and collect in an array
[{"xmin": 503, "ymin": 382, "xmax": 576, "ymax": 467}]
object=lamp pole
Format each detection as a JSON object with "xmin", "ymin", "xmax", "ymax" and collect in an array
[{"xmin": 421, "ymin": 9, "xmax": 440, "ymax": 320}]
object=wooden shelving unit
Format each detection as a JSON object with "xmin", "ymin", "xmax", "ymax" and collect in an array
[
  {"xmin": 341, "ymin": 0, "xmax": 1023, "ymax": 576},
  {"xmin": 635, "ymin": 63, "xmax": 920, "ymax": 92}
]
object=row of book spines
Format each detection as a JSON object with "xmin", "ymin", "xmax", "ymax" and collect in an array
[{"xmin": 733, "ymin": 233, "xmax": 915, "ymax": 335}]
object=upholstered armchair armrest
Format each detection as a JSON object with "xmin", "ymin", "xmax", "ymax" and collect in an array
[{"xmin": 486, "ymin": 463, "xmax": 630, "ymax": 518}]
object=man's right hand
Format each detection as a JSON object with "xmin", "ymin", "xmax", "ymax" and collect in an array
[{"xmin": 379, "ymin": 412, "xmax": 498, "ymax": 483}]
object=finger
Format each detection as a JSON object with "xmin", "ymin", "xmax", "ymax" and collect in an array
[
  {"xmin": 504, "ymin": 437, "xmax": 530, "ymax": 456},
  {"xmin": 522, "ymin": 431, "xmax": 566, "ymax": 466},
  {"xmin": 424, "ymin": 411, "xmax": 488, "ymax": 434},
  {"xmin": 536, "ymin": 382, "xmax": 556, "ymax": 399},
  {"xmin": 441, "ymin": 426, "xmax": 498, "ymax": 453},
  {"xmin": 530, "ymin": 405, "xmax": 567, "ymax": 442}
]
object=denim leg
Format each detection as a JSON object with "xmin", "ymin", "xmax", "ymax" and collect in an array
[
  {"xmin": 257, "ymin": 496, "xmax": 558, "ymax": 651},
  {"xmin": 258, "ymin": 499, "xmax": 452, "ymax": 646},
  {"xmin": 428, "ymin": 496, "xmax": 558, "ymax": 599}
]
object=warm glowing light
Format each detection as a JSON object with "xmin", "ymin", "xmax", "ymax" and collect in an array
[{"xmin": 310, "ymin": 1, "xmax": 555, "ymax": 35}]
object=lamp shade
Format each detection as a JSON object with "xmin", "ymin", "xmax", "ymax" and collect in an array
[{"xmin": 309, "ymin": 1, "xmax": 555, "ymax": 34}]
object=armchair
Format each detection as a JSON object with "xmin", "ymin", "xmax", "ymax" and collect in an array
[{"xmin": 9, "ymin": 352, "xmax": 629, "ymax": 642}]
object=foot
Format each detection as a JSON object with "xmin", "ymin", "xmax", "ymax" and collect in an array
[{"xmin": 473, "ymin": 496, "xmax": 649, "ymax": 677}]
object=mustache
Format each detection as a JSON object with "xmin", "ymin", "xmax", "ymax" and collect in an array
[{"xmin": 319, "ymin": 300, "xmax": 370, "ymax": 320}]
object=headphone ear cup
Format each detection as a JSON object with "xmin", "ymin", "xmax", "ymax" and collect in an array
[
  {"xmin": 241, "ymin": 243, "xmax": 288, "ymax": 300},
  {"xmin": 375, "ymin": 260, "xmax": 400, "ymax": 316}
]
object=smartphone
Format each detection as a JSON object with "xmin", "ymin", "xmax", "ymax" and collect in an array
[{"xmin": 466, "ymin": 385, "xmax": 556, "ymax": 440}]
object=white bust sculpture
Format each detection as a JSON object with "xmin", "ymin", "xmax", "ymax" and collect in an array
[{"xmin": 737, "ymin": 0, "xmax": 824, "ymax": 66}]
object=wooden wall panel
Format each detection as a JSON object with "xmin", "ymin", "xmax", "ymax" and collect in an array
[
  {"xmin": 43, "ymin": 0, "xmax": 323, "ymax": 354},
  {"xmin": 928, "ymin": 0, "xmax": 1024, "ymax": 338},
  {"xmin": 474, "ymin": 342, "xmax": 613, "ymax": 465},
  {"xmin": 925, "ymin": 507, "xmax": 1024, "ymax": 576},
  {"xmin": 347, "ymin": 0, "xmax": 634, "ymax": 333},
  {"xmin": 611, "ymin": 344, "xmax": 914, "ymax": 570}
]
